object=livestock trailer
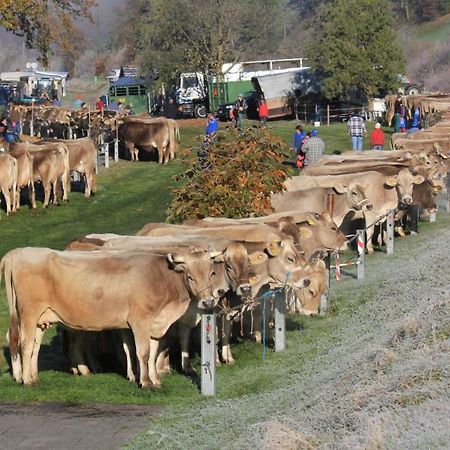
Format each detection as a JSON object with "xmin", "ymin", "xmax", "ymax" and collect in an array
[{"xmin": 107, "ymin": 77, "xmax": 150, "ymax": 114}]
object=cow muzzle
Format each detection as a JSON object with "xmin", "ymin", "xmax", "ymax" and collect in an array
[
  {"xmin": 237, "ymin": 283, "xmax": 252, "ymax": 297},
  {"xmin": 199, "ymin": 298, "xmax": 216, "ymax": 310},
  {"xmin": 402, "ymin": 195, "xmax": 413, "ymax": 205}
]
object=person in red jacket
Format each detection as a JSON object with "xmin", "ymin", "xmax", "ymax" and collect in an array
[
  {"xmin": 370, "ymin": 122, "xmax": 385, "ymax": 150},
  {"xmin": 258, "ymin": 98, "xmax": 269, "ymax": 125}
]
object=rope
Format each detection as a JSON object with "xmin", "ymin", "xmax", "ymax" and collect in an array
[{"xmin": 346, "ymin": 209, "xmax": 397, "ymax": 245}]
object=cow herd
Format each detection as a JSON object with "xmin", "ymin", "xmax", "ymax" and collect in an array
[
  {"xmin": 1, "ymin": 95, "xmax": 450, "ymax": 392},
  {"xmin": 0, "ymin": 137, "xmax": 96, "ymax": 216}
]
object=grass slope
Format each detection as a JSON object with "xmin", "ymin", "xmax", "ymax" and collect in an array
[
  {"xmin": 0, "ymin": 121, "xmax": 392, "ymax": 407},
  {"xmin": 416, "ymin": 13, "xmax": 450, "ymax": 41}
]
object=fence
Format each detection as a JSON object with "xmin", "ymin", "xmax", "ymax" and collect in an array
[
  {"xmin": 200, "ymin": 208, "xmax": 408, "ymax": 396},
  {"xmin": 293, "ymin": 101, "xmax": 383, "ymax": 125}
]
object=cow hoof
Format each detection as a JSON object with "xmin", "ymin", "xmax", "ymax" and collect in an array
[
  {"xmin": 183, "ymin": 368, "xmax": 197, "ymax": 377},
  {"xmin": 225, "ymin": 358, "xmax": 236, "ymax": 366},
  {"xmin": 151, "ymin": 383, "xmax": 162, "ymax": 390},
  {"xmin": 367, "ymin": 248, "xmax": 374, "ymax": 255},
  {"xmin": 139, "ymin": 380, "xmax": 152, "ymax": 389}
]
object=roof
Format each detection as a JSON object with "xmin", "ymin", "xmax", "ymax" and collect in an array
[{"xmin": 111, "ymin": 77, "xmax": 146, "ymax": 87}]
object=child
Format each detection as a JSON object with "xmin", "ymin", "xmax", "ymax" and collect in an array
[
  {"xmin": 399, "ymin": 116, "xmax": 406, "ymax": 133},
  {"xmin": 370, "ymin": 123, "xmax": 385, "ymax": 150}
]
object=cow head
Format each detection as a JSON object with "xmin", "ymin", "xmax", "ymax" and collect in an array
[
  {"xmin": 167, "ymin": 250, "xmax": 222, "ymax": 310},
  {"xmin": 333, "ymin": 182, "xmax": 373, "ymax": 211},
  {"xmin": 385, "ymin": 168, "xmax": 425, "ymax": 204},
  {"xmin": 264, "ymin": 238, "xmax": 310, "ymax": 290},
  {"xmin": 297, "ymin": 212, "xmax": 347, "ymax": 259},
  {"xmin": 286, "ymin": 259, "xmax": 327, "ymax": 315},
  {"xmin": 212, "ymin": 242, "xmax": 251, "ymax": 297}
]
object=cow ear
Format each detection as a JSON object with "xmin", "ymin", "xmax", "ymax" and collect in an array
[
  {"xmin": 385, "ymin": 176, "xmax": 398, "ymax": 187},
  {"xmin": 249, "ymin": 273, "xmax": 263, "ymax": 286},
  {"xmin": 315, "ymin": 259, "xmax": 326, "ymax": 270},
  {"xmin": 248, "ymin": 251, "xmax": 268, "ymax": 269},
  {"xmin": 305, "ymin": 213, "xmax": 317, "ymax": 225},
  {"xmin": 167, "ymin": 253, "xmax": 185, "ymax": 272},
  {"xmin": 333, "ymin": 183, "xmax": 347, "ymax": 194},
  {"xmin": 401, "ymin": 152, "xmax": 412, "ymax": 160},
  {"xmin": 299, "ymin": 226, "xmax": 313, "ymax": 240},
  {"xmin": 413, "ymin": 174, "xmax": 425, "ymax": 184},
  {"xmin": 266, "ymin": 241, "xmax": 281, "ymax": 256}
]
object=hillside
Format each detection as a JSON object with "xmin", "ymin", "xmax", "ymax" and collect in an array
[{"xmin": 416, "ymin": 13, "xmax": 450, "ymax": 41}]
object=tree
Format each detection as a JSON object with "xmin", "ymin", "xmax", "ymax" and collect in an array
[
  {"xmin": 118, "ymin": 0, "xmax": 288, "ymax": 86},
  {"xmin": 167, "ymin": 127, "xmax": 290, "ymax": 222},
  {"xmin": 306, "ymin": 0, "xmax": 405, "ymax": 100},
  {"xmin": 0, "ymin": 0, "xmax": 94, "ymax": 68}
]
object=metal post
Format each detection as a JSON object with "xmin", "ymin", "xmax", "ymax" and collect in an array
[
  {"xmin": 357, "ymin": 230, "xmax": 365, "ymax": 281},
  {"xmin": 274, "ymin": 291, "xmax": 285, "ymax": 352},
  {"xmin": 320, "ymin": 253, "xmax": 331, "ymax": 315},
  {"xmin": 104, "ymin": 142, "xmax": 110, "ymax": 168},
  {"xmin": 325, "ymin": 193, "xmax": 335, "ymax": 216},
  {"xmin": 386, "ymin": 210, "xmax": 394, "ymax": 255},
  {"xmin": 201, "ymin": 312, "xmax": 216, "ymax": 396},
  {"xmin": 327, "ymin": 104, "xmax": 330, "ymax": 126},
  {"xmin": 446, "ymin": 177, "xmax": 450, "ymax": 213},
  {"xmin": 114, "ymin": 139, "xmax": 119, "ymax": 162},
  {"xmin": 429, "ymin": 211, "xmax": 436, "ymax": 223},
  {"xmin": 30, "ymin": 100, "xmax": 35, "ymax": 137}
]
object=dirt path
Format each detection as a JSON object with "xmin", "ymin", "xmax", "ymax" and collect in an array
[{"xmin": 0, "ymin": 402, "xmax": 161, "ymax": 449}]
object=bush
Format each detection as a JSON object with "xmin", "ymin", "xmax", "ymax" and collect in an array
[{"xmin": 167, "ymin": 126, "xmax": 291, "ymax": 223}]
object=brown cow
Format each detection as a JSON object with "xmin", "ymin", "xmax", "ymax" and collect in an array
[
  {"xmin": 119, "ymin": 118, "xmax": 177, "ymax": 163},
  {"xmin": 0, "ymin": 154, "xmax": 18, "ymax": 217},
  {"xmin": 8, "ymin": 148, "xmax": 34, "ymax": 211},
  {"xmin": 2, "ymin": 247, "xmax": 223, "ymax": 386},
  {"xmin": 37, "ymin": 137, "xmax": 96, "ymax": 197},
  {"xmin": 10, "ymin": 142, "xmax": 70, "ymax": 208}
]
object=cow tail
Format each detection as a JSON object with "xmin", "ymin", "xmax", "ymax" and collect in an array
[
  {"xmin": 176, "ymin": 123, "xmax": 180, "ymax": 143},
  {"xmin": 2, "ymin": 254, "xmax": 20, "ymax": 361}
]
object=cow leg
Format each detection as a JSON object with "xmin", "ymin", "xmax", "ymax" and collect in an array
[
  {"xmin": 133, "ymin": 329, "xmax": 152, "ymax": 388},
  {"xmin": 179, "ymin": 321, "xmax": 195, "ymax": 375},
  {"xmin": 155, "ymin": 346, "xmax": 171, "ymax": 374},
  {"xmin": 2, "ymin": 187, "xmax": 12, "ymax": 216},
  {"xmin": 29, "ymin": 182, "xmax": 37, "ymax": 209},
  {"xmin": 221, "ymin": 315, "xmax": 235, "ymax": 365},
  {"xmin": 52, "ymin": 180, "xmax": 59, "ymax": 205},
  {"xmin": 148, "ymin": 338, "xmax": 162, "ymax": 387},
  {"xmin": 42, "ymin": 181, "xmax": 51, "ymax": 207},
  {"xmin": 30, "ymin": 326, "xmax": 45, "ymax": 383},
  {"xmin": 84, "ymin": 171, "xmax": 93, "ymax": 197},
  {"xmin": 6, "ymin": 330, "xmax": 22, "ymax": 383},
  {"xmin": 120, "ymin": 329, "xmax": 136, "ymax": 383},
  {"xmin": 20, "ymin": 318, "xmax": 38, "ymax": 385},
  {"xmin": 363, "ymin": 211, "xmax": 376, "ymax": 254},
  {"xmin": 68, "ymin": 331, "xmax": 91, "ymax": 376},
  {"xmin": 14, "ymin": 186, "xmax": 21, "ymax": 211}
]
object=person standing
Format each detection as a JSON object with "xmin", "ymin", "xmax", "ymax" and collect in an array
[
  {"xmin": 393, "ymin": 94, "xmax": 403, "ymax": 133},
  {"xmin": 370, "ymin": 123, "xmax": 385, "ymax": 150},
  {"xmin": 205, "ymin": 113, "xmax": 218, "ymax": 143},
  {"xmin": 258, "ymin": 98, "xmax": 269, "ymax": 125},
  {"xmin": 96, "ymin": 97, "xmax": 105, "ymax": 111},
  {"xmin": 293, "ymin": 125, "xmax": 305, "ymax": 155},
  {"xmin": 347, "ymin": 111, "xmax": 367, "ymax": 152},
  {"xmin": 165, "ymin": 98, "xmax": 178, "ymax": 119},
  {"xmin": 234, "ymin": 94, "xmax": 247, "ymax": 130},
  {"xmin": 302, "ymin": 129, "xmax": 325, "ymax": 166}
]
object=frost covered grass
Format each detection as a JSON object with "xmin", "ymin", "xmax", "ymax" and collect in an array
[{"xmin": 130, "ymin": 204, "xmax": 450, "ymax": 449}]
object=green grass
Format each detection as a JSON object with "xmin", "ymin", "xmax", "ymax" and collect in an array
[
  {"xmin": 0, "ymin": 120, "xmax": 394, "ymax": 406},
  {"xmin": 416, "ymin": 13, "xmax": 450, "ymax": 41}
]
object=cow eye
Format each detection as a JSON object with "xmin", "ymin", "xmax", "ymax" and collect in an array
[
  {"xmin": 287, "ymin": 256, "xmax": 295, "ymax": 263},
  {"xmin": 211, "ymin": 271, "xmax": 216, "ymax": 277},
  {"xmin": 187, "ymin": 274, "xmax": 194, "ymax": 282}
]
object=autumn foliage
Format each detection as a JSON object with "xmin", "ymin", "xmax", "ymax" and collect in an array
[{"xmin": 167, "ymin": 126, "xmax": 291, "ymax": 223}]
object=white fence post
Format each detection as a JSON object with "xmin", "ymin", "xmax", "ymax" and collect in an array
[
  {"xmin": 114, "ymin": 139, "xmax": 119, "ymax": 162},
  {"xmin": 201, "ymin": 312, "xmax": 216, "ymax": 396},
  {"xmin": 446, "ymin": 177, "xmax": 450, "ymax": 213},
  {"xmin": 103, "ymin": 142, "xmax": 109, "ymax": 168},
  {"xmin": 429, "ymin": 211, "xmax": 436, "ymax": 223},
  {"xmin": 386, "ymin": 210, "xmax": 394, "ymax": 255},
  {"xmin": 274, "ymin": 290, "xmax": 286, "ymax": 352},
  {"xmin": 357, "ymin": 230, "xmax": 365, "ymax": 281},
  {"xmin": 320, "ymin": 253, "xmax": 330, "ymax": 316}
]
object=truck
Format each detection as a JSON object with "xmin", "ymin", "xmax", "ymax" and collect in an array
[{"xmin": 176, "ymin": 58, "xmax": 307, "ymax": 119}]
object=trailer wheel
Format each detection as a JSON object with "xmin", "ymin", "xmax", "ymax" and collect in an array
[
  {"xmin": 194, "ymin": 104, "xmax": 207, "ymax": 118},
  {"xmin": 405, "ymin": 85, "xmax": 420, "ymax": 96}
]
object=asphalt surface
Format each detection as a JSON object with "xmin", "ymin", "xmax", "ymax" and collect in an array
[{"xmin": 0, "ymin": 401, "xmax": 161, "ymax": 449}]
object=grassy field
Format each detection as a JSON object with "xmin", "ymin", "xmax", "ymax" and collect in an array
[
  {"xmin": 416, "ymin": 13, "xmax": 450, "ymax": 41},
  {"xmin": 0, "ymin": 120, "xmax": 393, "ymax": 406}
]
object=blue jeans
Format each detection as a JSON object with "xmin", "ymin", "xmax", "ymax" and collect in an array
[{"xmin": 352, "ymin": 135, "xmax": 363, "ymax": 151}]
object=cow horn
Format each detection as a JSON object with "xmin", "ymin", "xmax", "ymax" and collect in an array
[
  {"xmin": 209, "ymin": 250, "xmax": 223, "ymax": 258},
  {"xmin": 167, "ymin": 253, "xmax": 185, "ymax": 264}
]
